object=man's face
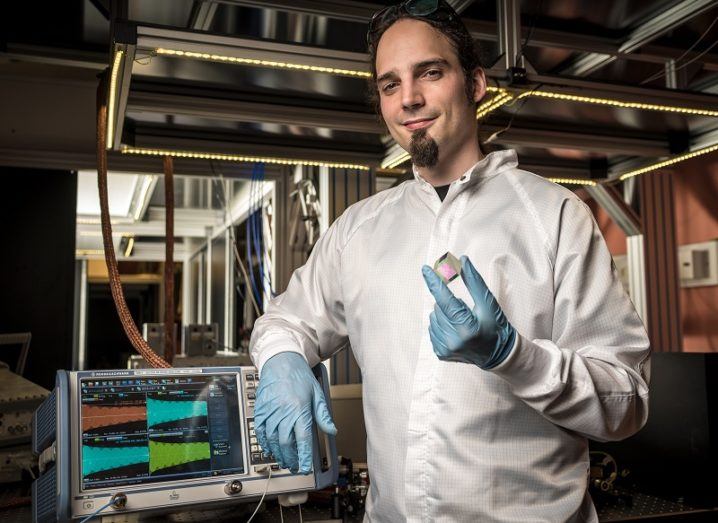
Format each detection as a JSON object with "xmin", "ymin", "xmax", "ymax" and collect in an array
[{"xmin": 375, "ymin": 18, "xmax": 485, "ymax": 168}]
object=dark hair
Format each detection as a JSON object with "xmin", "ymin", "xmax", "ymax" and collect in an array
[{"xmin": 366, "ymin": 7, "xmax": 485, "ymax": 116}]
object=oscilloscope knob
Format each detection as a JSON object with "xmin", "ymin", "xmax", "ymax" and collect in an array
[
  {"xmin": 225, "ymin": 479, "xmax": 243, "ymax": 495},
  {"xmin": 110, "ymin": 492, "xmax": 127, "ymax": 509}
]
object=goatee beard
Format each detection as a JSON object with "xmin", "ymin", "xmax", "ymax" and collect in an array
[{"xmin": 409, "ymin": 129, "xmax": 439, "ymax": 168}]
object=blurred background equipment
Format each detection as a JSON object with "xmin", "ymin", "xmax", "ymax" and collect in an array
[
  {"xmin": 141, "ymin": 322, "xmax": 178, "ymax": 358},
  {"xmin": 0, "ymin": 334, "xmax": 49, "ymax": 490},
  {"xmin": 183, "ymin": 323, "xmax": 220, "ymax": 356},
  {"xmin": 0, "ymin": 333, "xmax": 32, "ymax": 376},
  {"xmin": 591, "ymin": 352, "xmax": 718, "ymax": 518},
  {"xmin": 330, "ymin": 384, "xmax": 367, "ymax": 464}
]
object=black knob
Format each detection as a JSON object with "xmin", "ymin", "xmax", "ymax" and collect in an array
[{"xmin": 225, "ymin": 480, "xmax": 243, "ymax": 495}]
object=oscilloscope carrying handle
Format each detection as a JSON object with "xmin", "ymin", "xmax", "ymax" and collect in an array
[
  {"xmin": 312, "ymin": 363, "xmax": 339, "ymax": 489},
  {"xmin": 31, "ymin": 370, "xmax": 72, "ymax": 523}
]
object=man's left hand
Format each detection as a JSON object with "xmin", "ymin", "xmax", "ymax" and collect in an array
[{"xmin": 421, "ymin": 255, "xmax": 516, "ymax": 369}]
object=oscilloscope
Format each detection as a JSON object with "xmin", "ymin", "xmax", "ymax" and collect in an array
[{"xmin": 31, "ymin": 365, "xmax": 337, "ymax": 522}]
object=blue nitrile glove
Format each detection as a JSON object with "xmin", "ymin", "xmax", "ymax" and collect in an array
[
  {"xmin": 421, "ymin": 255, "xmax": 516, "ymax": 369},
  {"xmin": 254, "ymin": 352, "xmax": 337, "ymax": 474}
]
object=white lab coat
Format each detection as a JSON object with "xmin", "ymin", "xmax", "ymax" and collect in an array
[{"xmin": 250, "ymin": 149, "xmax": 650, "ymax": 522}]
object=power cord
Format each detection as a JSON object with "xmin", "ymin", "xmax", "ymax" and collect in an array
[{"xmin": 246, "ymin": 467, "xmax": 273, "ymax": 523}]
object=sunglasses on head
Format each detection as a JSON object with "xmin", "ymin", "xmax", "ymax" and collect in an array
[{"xmin": 367, "ymin": 0, "xmax": 459, "ymax": 47}]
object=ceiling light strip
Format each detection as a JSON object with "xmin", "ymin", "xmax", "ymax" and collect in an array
[
  {"xmin": 106, "ymin": 49, "xmax": 124, "ymax": 149},
  {"xmin": 476, "ymin": 91, "xmax": 514, "ymax": 119},
  {"xmin": 474, "ymin": 88, "xmax": 718, "ymax": 123},
  {"xmin": 548, "ymin": 177, "xmax": 597, "ymax": 186},
  {"xmin": 153, "ymin": 49, "xmax": 717, "ymax": 117},
  {"xmin": 155, "ymin": 48, "xmax": 371, "ymax": 78},
  {"xmin": 618, "ymin": 142, "xmax": 718, "ymax": 181},
  {"xmin": 383, "ymin": 152, "xmax": 410, "ymax": 169},
  {"xmin": 121, "ymin": 146, "xmax": 371, "ymax": 171},
  {"xmin": 124, "ymin": 237, "xmax": 135, "ymax": 258},
  {"xmin": 525, "ymin": 90, "xmax": 718, "ymax": 117},
  {"xmin": 79, "ymin": 231, "xmax": 136, "ymax": 237}
]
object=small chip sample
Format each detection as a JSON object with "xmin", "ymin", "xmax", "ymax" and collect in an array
[{"xmin": 433, "ymin": 252, "xmax": 461, "ymax": 284}]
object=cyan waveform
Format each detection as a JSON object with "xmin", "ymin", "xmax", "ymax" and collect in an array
[
  {"xmin": 149, "ymin": 440, "xmax": 210, "ymax": 473},
  {"xmin": 146, "ymin": 398, "xmax": 208, "ymax": 427},
  {"xmin": 82, "ymin": 445, "xmax": 149, "ymax": 476}
]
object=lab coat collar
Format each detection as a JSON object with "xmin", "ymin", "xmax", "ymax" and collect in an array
[{"xmin": 412, "ymin": 149, "xmax": 519, "ymax": 191}]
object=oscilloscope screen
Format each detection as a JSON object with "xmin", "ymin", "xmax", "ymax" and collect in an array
[{"xmin": 79, "ymin": 373, "xmax": 245, "ymax": 490}]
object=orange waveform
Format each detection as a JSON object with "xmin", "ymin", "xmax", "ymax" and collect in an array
[{"xmin": 82, "ymin": 405, "xmax": 147, "ymax": 431}]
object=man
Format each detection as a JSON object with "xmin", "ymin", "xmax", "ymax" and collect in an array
[{"xmin": 250, "ymin": 0, "xmax": 650, "ymax": 521}]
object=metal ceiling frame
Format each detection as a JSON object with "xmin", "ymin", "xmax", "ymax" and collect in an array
[
  {"xmin": 447, "ymin": 0, "xmax": 477, "ymax": 15},
  {"xmin": 130, "ymin": 130, "xmax": 382, "ymax": 165},
  {"xmin": 7, "ymin": 4, "xmax": 718, "ymax": 74},
  {"xmin": 584, "ymin": 184, "xmax": 642, "ymax": 236},
  {"xmin": 497, "ymin": 0, "xmax": 523, "ymax": 70},
  {"xmin": 116, "ymin": 24, "xmax": 718, "ymax": 134},
  {"xmin": 560, "ymin": 0, "xmax": 718, "ymax": 77},
  {"xmin": 198, "ymin": 0, "xmax": 718, "ymax": 71},
  {"xmin": 97, "ymin": 5, "xmax": 718, "ymax": 183},
  {"xmin": 126, "ymin": 90, "xmax": 382, "ymax": 134},
  {"xmin": 135, "ymin": 25, "xmax": 369, "ymax": 74},
  {"xmin": 108, "ymin": 31, "xmax": 136, "ymax": 150}
]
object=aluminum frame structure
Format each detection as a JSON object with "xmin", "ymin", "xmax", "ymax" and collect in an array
[{"xmin": 106, "ymin": 20, "xmax": 718, "ymax": 178}]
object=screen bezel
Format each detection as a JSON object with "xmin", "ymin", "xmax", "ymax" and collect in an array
[{"xmin": 71, "ymin": 368, "xmax": 248, "ymax": 495}]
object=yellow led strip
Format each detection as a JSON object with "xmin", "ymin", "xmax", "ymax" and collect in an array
[
  {"xmin": 548, "ymin": 177, "xmax": 597, "ymax": 186},
  {"xmin": 618, "ymin": 142, "xmax": 718, "ymax": 181},
  {"xmin": 154, "ymin": 49, "xmax": 718, "ymax": 117},
  {"xmin": 526, "ymin": 90, "xmax": 718, "ymax": 117},
  {"xmin": 76, "ymin": 249, "xmax": 106, "ymax": 256},
  {"xmin": 121, "ymin": 146, "xmax": 371, "ymax": 171},
  {"xmin": 106, "ymin": 49, "xmax": 124, "ymax": 149},
  {"xmin": 79, "ymin": 231, "xmax": 136, "ymax": 237},
  {"xmin": 383, "ymin": 152, "xmax": 410, "ymax": 169},
  {"xmin": 123, "ymin": 237, "xmax": 135, "ymax": 257},
  {"xmin": 475, "ymin": 87, "xmax": 718, "ymax": 121},
  {"xmin": 155, "ymin": 48, "xmax": 371, "ymax": 78},
  {"xmin": 476, "ymin": 90, "xmax": 514, "ymax": 119},
  {"xmin": 77, "ymin": 217, "xmax": 123, "ymax": 225}
]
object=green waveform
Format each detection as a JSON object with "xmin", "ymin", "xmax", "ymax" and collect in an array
[
  {"xmin": 146, "ymin": 398, "xmax": 208, "ymax": 427},
  {"xmin": 82, "ymin": 445, "xmax": 149, "ymax": 476},
  {"xmin": 149, "ymin": 440, "xmax": 210, "ymax": 473}
]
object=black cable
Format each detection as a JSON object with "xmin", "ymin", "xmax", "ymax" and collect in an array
[
  {"xmin": 484, "ymin": 82, "xmax": 545, "ymax": 144},
  {"xmin": 516, "ymin": 0, "xmax": 544, "ymax": 65},
  {"xmin": 639, "ymin": 13, "xmax": 718, "ymax": 85}
]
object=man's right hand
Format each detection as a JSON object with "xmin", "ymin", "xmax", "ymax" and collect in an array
[{"xmin": 254, "ymin": 352, "xmax": 337, "ymax": 474}]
